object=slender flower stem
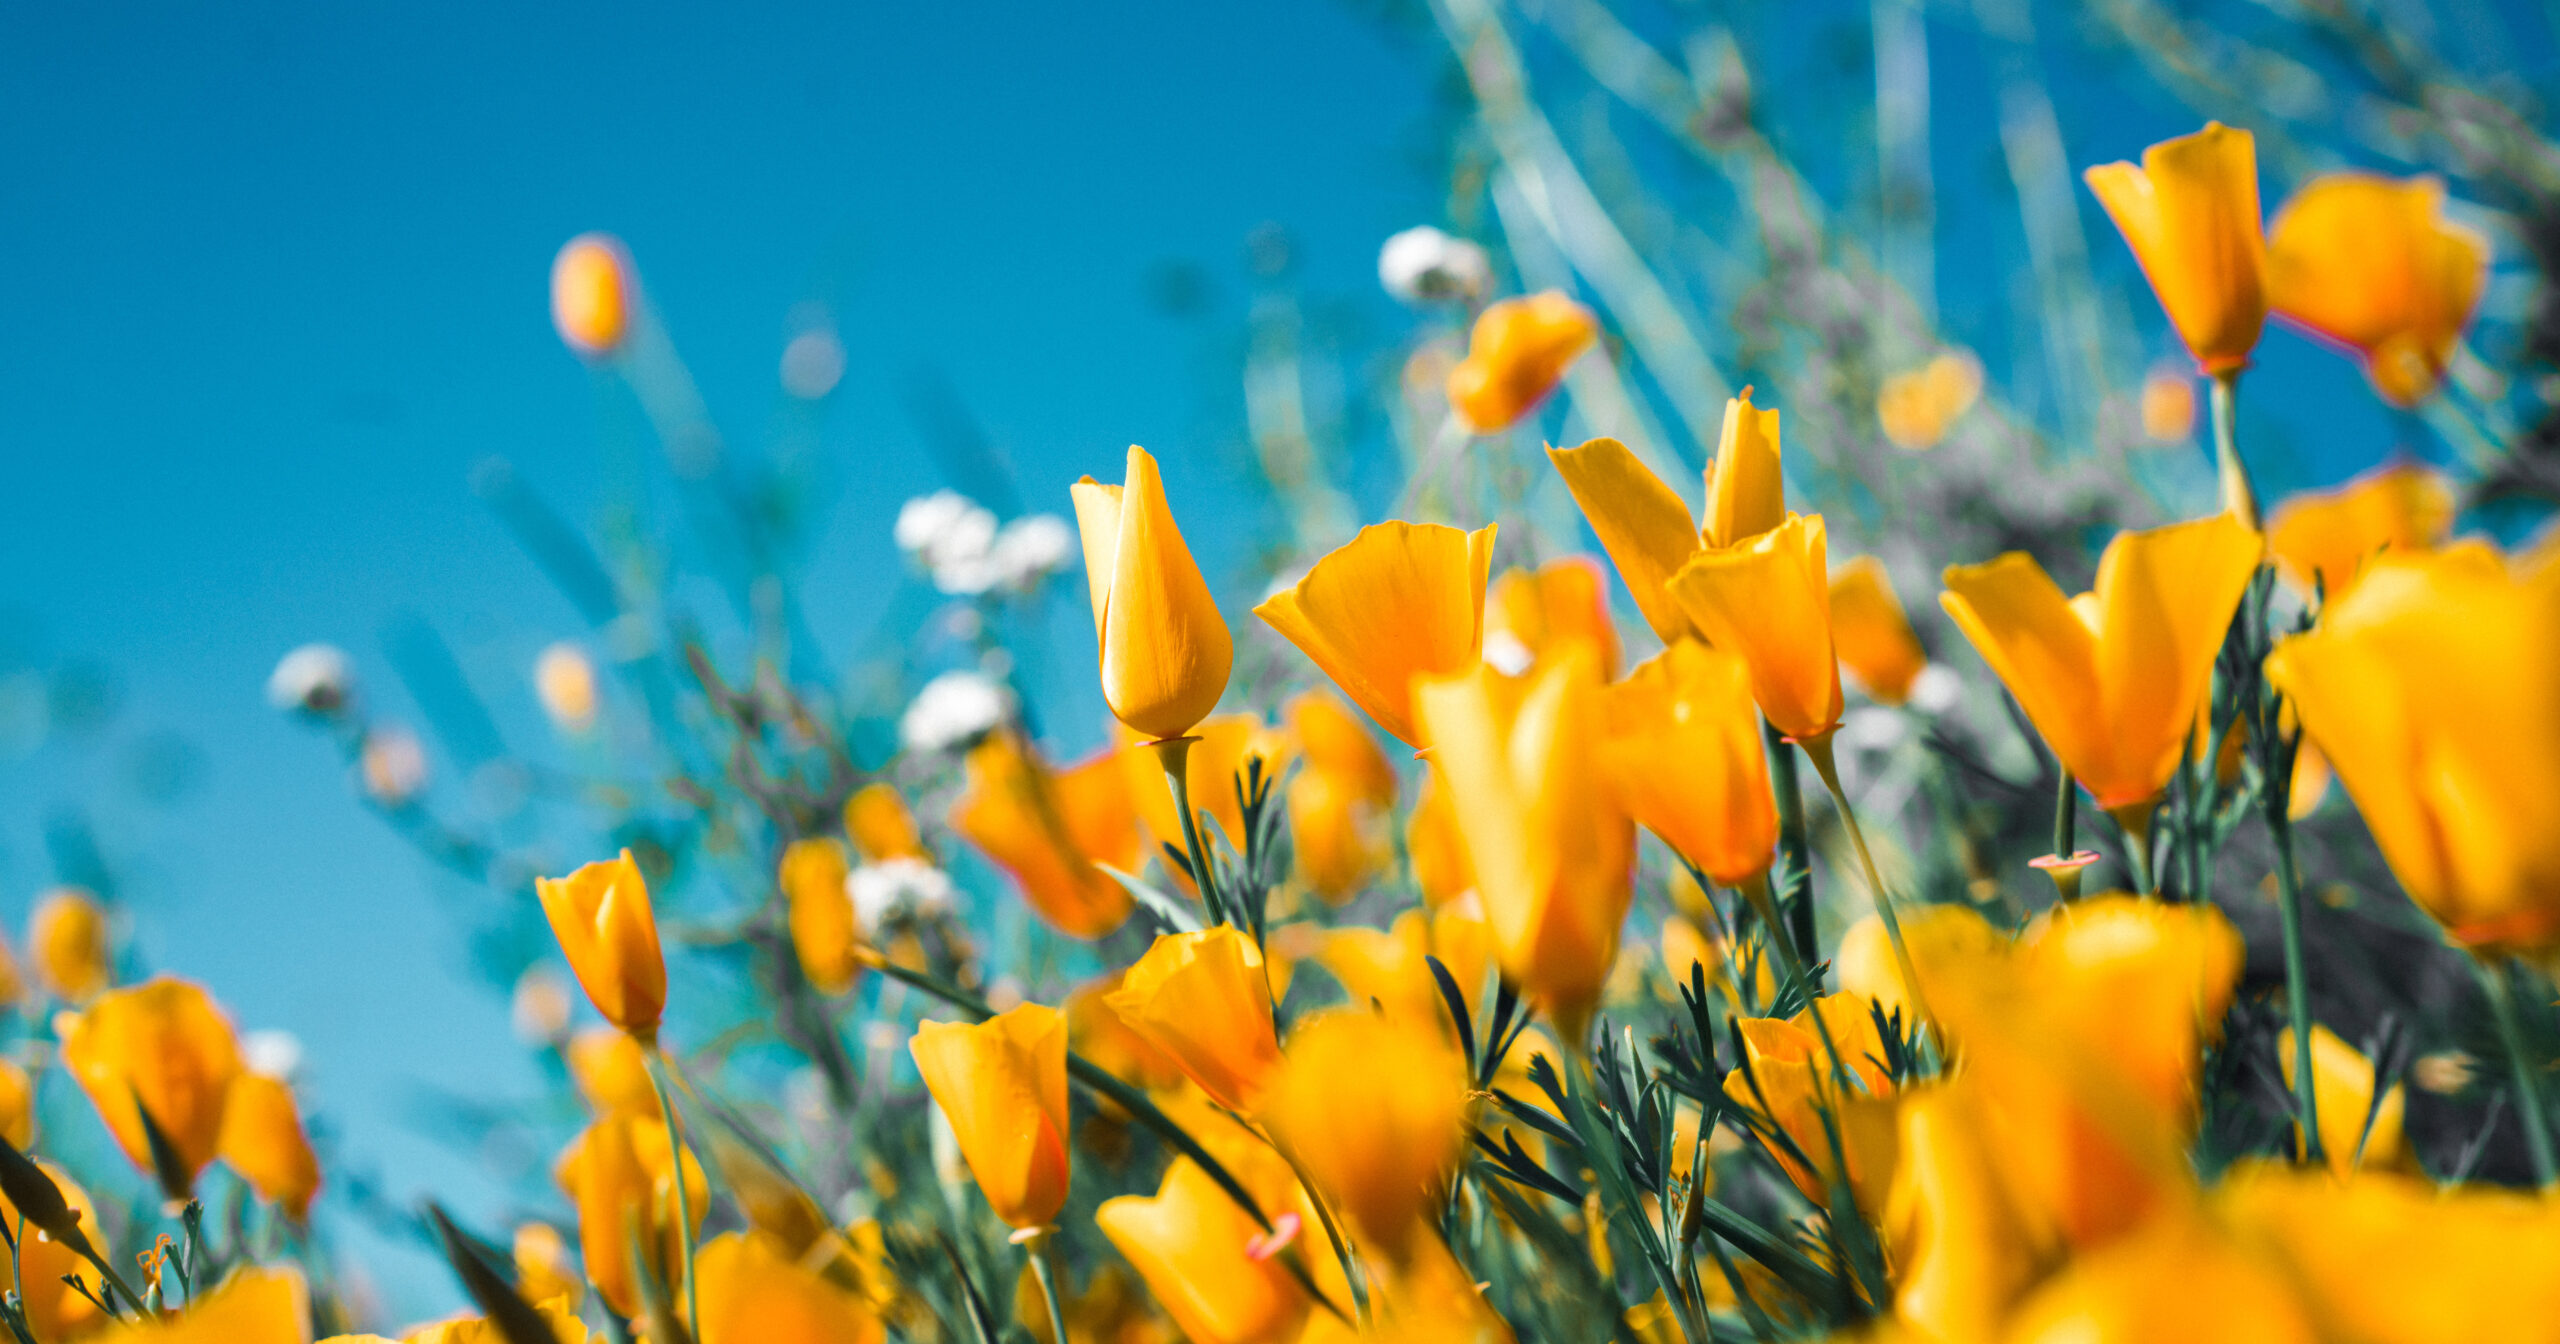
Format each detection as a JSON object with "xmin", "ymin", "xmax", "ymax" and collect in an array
[
  {"xmin": 2110, "ymin": 802, "xmax": 2157, "ymax": 898},
  {"xmin": 1021, "ymin": 1230, "xmax": 1072, "ymax": 1344},
  {"xmin": 644, "ymin": 1044, "xmax": 701, "ymax": 1343},
  {"xmin": 2265, "ymin": 800, "xmax": 2324, "ymax": 1167},
  {"xmin": 2209, "ymin": 370, "xmax": 2260, "ymax": 530},
  {"xmin": 1148, "ymin": 737, "xmax": 1230, "ymax": 928},
  {"xmin": 1763, "ymin": 718, "xmax": 1820, "ymax": 990},
  {"xmin": 2051, "ymin": 766, "xmax": 2077, "ymax": 861},
  {"xmin": 1798, "ymin": 733, "xmax": 1933, "ymax": 1032},
  {"xmin": 2479, "ymin": 956, "xmax": 2559, "ymax": 1190}
]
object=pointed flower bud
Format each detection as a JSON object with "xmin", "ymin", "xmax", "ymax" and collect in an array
[
  {"xmin": 1668, "ymin": 512, "xmax": 1845, "ymax": 742},
  {"xmin": 536, "ymin": 850, "xmax": 667, "ymax": 1041},
  {"xmin": 1071, "ymin": 446, "xmax": 1234, "ymax": 742},
  {"xmin": 910, "ymin": 1003, "xmax": 1071, "ymax": 1231},
  {"xmin": 1106, "ymin": 927, "xmax": 1282, "ymax": 1114},
  {"xmin": 2085, "ymin": 123, "xmax": 2269, "ymax": 375}
]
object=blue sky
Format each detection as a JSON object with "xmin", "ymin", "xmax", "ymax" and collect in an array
[{"xmin": 0, "ymin": 0, "xmax": 2531, "ymax": 1319}]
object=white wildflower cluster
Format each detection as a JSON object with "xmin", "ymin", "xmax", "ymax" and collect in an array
[
  {"xmin": 267, "ymin": 643, "xmax": 353, "ymax": 715},
  {"xmin": 894, "ymin": 490, "xmax": 1074, "ymax": 596},
  {"xmin": 899, "ymin": 669, "xmax": 1013, "ymax": 754},
  {"xmin": 1379, "ymin": 225, "xmax": 1492, "ymax": 304},
  {"xmin": 848, "ymin": 856, "xmax": 957, "ymax": 939}
]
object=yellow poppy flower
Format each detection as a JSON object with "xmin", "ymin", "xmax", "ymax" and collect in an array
[
  {"xmin": 1668, "ymin": 512, "xmax": 1845, "ymax": 742},
  {"xmin": 555, "ymin": 1112, "xmax": 707, "ymax": 1320},
  {"xmin": 1599, "ymin": 640, "xmax": 1778, "ymax": 887},
  {"xmin": 1445, "ymin": 291, "xmax": 1597, "ymax": 433},
  {"xmin": 2264, "ymin": 461, "xmax": 2455, "ymax": 604},
  {"xmin": 844, "ymin": 782, "xmax": 928, "ymax": 863},
  {"xmin": 1940, "ymin": 513, "xmax": 2263, "ymax": 812},
  {"xmin": 1096, "ymin": 1152, "xmax": 1310, "ymax": 1344},
  {"xmin": 551, "ymin": 233, "xmax": 634, "ymax": 358},
  {"xmin": 1412, "ymin": 646, "xmax": 1634, "ymax": 1039},
  {"xmin": 1405, "ymin": 773, "xmax": 1477, "ymax": 906},
  {"xmin": 535, "ymin": 849, "xmax": 667, "ymax": 1041},
  {"xmin": 1071, "ymin": 445, "xmax": 1234, "ymax": 742},
  {"xmin": 911, "ymin": 1004, "xmax": 1072, "ymax": 1230},
  {"xmin": 1722, "ymin": 994, "xmax": 1902, "ymax": 1214},
  {"xmin": 2265, "ymin": 549, "xmax": 2560, "ymax": 953},
  {"xmin": 92, "ymin": 1266, "xmax": 309, "ymax": 1343},
  {"xmin": 0, "ymin": 1159, "xmax": 104, "ymax": 1340},
  {"xmin": 780, "ymin": 837, "xmax": 861, "ymax": 996},
  {"xmin": 2000, "ymin": 1214, "xmax": 2317, "ymax": 1344},
  {"xmin": 1828, "ymin": 556, "xmax": 1928, "ymax": 706},
  {"xmin": 58, "ymin": 975, "xmax": 242, "ymax": 1193},
  {"xmin": 218, "ymin": 1072, "xmax": 321, "ymax": 1221},
  {"xmin": 695, "ymin": 1230, "xmax": 887, "ymax": 1344},
  {"xmin": 1106, "ymin": 927, "xmax": 1282, "ymax": 1114},
  {"xmin": 2268, "ymin": 172, "xmax": 2489, "ymax": 406},
  {"xmin": 1284, "ymin": 691, "xmax": 1398, "ymax": 903},
  {"xmin": 1263, "ymin": 1009, "xmax": 1468, "ymax": 1263},
  {"xmin": 1484, "ymin": 556, "xmax": 1620, "ymax": 678},
  {"xmin": 2084, "ymin": 123, "xmax": 2268, "ymax": 374},
  {"xmin": 2276, "ymin": 1023, "xmax": 2407, "ymax": 1176},
  {"xmin": 950, "ymin": 731, "xmax": 1141, "ymax": 940},
  {"xmin": 30, "ymin": 885, "xmax": 111, "ymax": 1004},
  {"xmin": 1254, "ymin": 520, "xmax": 1497, "ymax": 749}
]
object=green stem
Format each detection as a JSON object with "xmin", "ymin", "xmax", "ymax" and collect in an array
[
  {"xmin": 1024, "ymin": 1232, "xmax": 1072, "ymax": 1344},
  {"xmin": 2112, "ymin": 802, "xmax": 2156, "ymax": 898},
  {"xmin": 1151, "ymin": 738, "xmax": 1230, "ymax": 928},
  {"xmin": 2266, "ymin": 803, "xmax": 2323, "ymax": 1167},
  {"xmin": 1764, "ymin": 719, "xmax": 1819, "ymax": 989},
  {"xmin": 2209, "ymin": 370, "xmax": 2259, "ymax": 529},
  {"xmin": 1799, "ymin": 733, "xmax": 1932, "ymax": 1033},
  {"xmin": 2051, "ymin": 766, "xmax": 2077, "ymax": 861},
  {"xmin": 645, "ymin": 1044, "xmax": 701, "ymax": 1343},
  {"xmin": 2479, "ymin": 957, "xmax": 2559, "ymax": 1189}
]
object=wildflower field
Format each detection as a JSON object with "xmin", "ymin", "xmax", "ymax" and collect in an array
[{"xmin": 12, "ymin": 1, "xmax": 2560, "ymax": 1340}]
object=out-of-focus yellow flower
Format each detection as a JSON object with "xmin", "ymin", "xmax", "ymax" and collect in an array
[
  {"xmin": 1669, "ymin": 512, "xmax": 1845, "ymax": 742},
  {"xmin": 218, "ymin": 1072, "xmax": 320, "ymax": 1221},
  {"xmin": 566, "ymin": 1025, "xmax": 658, "ymax": 1116},
  {"xmin": 1406, "ymin": 774, "xmax": 1476, "ymax": 906},
  {"xmin": 30, "ymin": 886, "xmax": 112, "ymax": 1004},
  {"xmin": 711, "ymin": 1133, "xmax": 834, "ymax": 1264},
  {"xmin": 536, "ymin": 849, "xmax": 666, "ymax": 1042},
  {"xmin": 2277, "ymin": 1024, "xmax": 2407, "ymax": 1176},
  {"xmin": 2084, "ymin": 123, "xmax": 2268, "ymax": 375},
  {"xmin": 1723, "ymin": 994, "xmax": 1902, "ymax": 1213},
  {"xmin": 2000, "ymin": 1214, "xmax": 2317, "ymax": 1344},
  {"xmin": 0, "ymin": 1058, "xmax": 30, "ymax": 1150},
  {"xmin": 551, "ymin": 232, "xmax": 634, "ymax": 359},
  {"xmin": 1107, "ymin": 928, "xmax": 1281, "ymax": 1114},
  {"xmin": 781, "ymin": 837, "xmax": 861, "ymax": 996},
  {"xmin": 1835, "ymin": 903, "xmax": 2003, "ymax": 1030},
  {"xmin": 95, "ymin": 1265, "xmax": 308, "ymax": 1343},
  {"xmin": 1702, "ymin": 388, "xmax": 1788, "ymax": 550},
  {"xmin": 2266, "ymin": 549, "xmax": 2560, "ymax": 953},
  {"xmin": 556, "ymin": 1112, "xmax": 707, "ymax": 1320},
  {"xmin": 1884, "ymin": 1080, "xmax": 2052, "ymax": 1342},
  {"xmin": 1097, "ymin": 1149, "xmax": 1310, "ymax": 1344},
  {"xmin": 1925, "ymin": 897, "xmax": 2240, "ymax": 1250},
  {"xmin": 1829, "ymin": 557, "xmax": 1928, "ymax": 706},
  {"xmin": 1071, "ymin": 446, "xmax": 1234, "ymax": 742},
  {"xmin": 1255, "ymin": 521, "xmax": 1497, "ymax": 749},
  {"xmin": 388, "ymin": 1298, "xmax": 594, "ymax": 1344},
  {"xmin": 534, "ymin": 642, "xmax": 598, "ymax": 733},
  {"xmin": 1546, "ymin": 439, "xmax": 1702, "ymax": 645},
  {"xmin": 2265, "ymin": 461, "xmax": 2455, "ymax": 604},
  {"xmin": 1600, "ymin": 641, "xmax": 1777, "ymax": 887},
  {"xmin": 1120, "ymin": 713, "xmax": 1272, "ymax": 867},
  {"xmin": 1068, "ymin": 969, "xmax": 1189, "ymax": 1095},
  {"xmin": 514, "ymin": 1221, "xmax": 583, "ymax": 1311},
  {"xmin": 1445, "ymin": 291, "xmax": 1597, "ymax": 433},
  {"xmin": 1, "ymin": 1159, "xmax": 103, "ymax": 1340},
  {"xmin": 0, "ymin": 929, "xmax": 23, "ymax": 1007},
  {"xmin": 2217, "ymin": 1167, "xmax": 2560, "ymax": 1343},
  {"xmin": 952, "ymin": 732, "xmax": 1141, "ymax": 940},
  {"xmin": 1285, "ymin": 692, "xmax": 1397, "ymax": 903},
  {"xmin": 58, "ymin": 975, "xmax": 241, "ymax": 1192},
  {"xmin": 1941, "ymin": 514, "xmax": 2263, "ymax": 812},
  {"xmin": 695, "ymin": 1230, "xmax": 886, "ymax": 1344},
  {"xmin": 845, "ymin": 782, "xmax": 928, "ymax": 863},
  {"xmin": 1413, "ymin": 647, "xmax": 1633, "ymax": 1039},
  {"xmin": 1876, "ymin": 351, "xmax": 1983, "ymax": 450},
  {"xmin": 2139, "ymin": 368, "xmax": 2198, "ymax": 442},
  {"xmin": 2268, "ymin": 172, "xmax": 2489, "ymax": 406},
  {"xmin": 1314, "ymin": 907, "xmax": 1491, "ymax": 1040},
  {"xmin": 1484, "ymin": 556, "xmax": 1620, "ymax": 679},
  {"xmin": 1264, "ymin": 1009, "xmax": 1467, "ymax": 1263},
  {"xmin": 910, "ymin": 1003, "xmax": 1071, "ymax": 1230}
]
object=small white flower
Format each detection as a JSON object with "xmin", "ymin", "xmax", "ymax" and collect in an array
[
  {"xmin": 848, "ymin": 857, "xmax": 958, "ymax": 938},
  {"xmin": 242, "ymin": 1029, "xmax": 304, "ymax": 1081},
  {"xmin": 899, "ymin": 671, "xmax": 1012, "ymax": 753},
  {"xmin": 534, "ymin": 642, "xmax": 598, "ymax": 733},
  {"xmin": 780, "ymin": 327, "xmax": 846, "ymax": 400},
  {"xmin": 895, "ymin": 491, "xmax": 1004, "ymax": 594},
  {"xmin": 989, "ymin": 514, "xmax": 1074, "ymax": 589},
  {"xmin": 1839, "ymin": 706, "xmax": 1910, "ymax": 754},
  {"xmin": 267, "ymin": 644, "xmax": 353, "ymax": 714},
  {"xmin": 1379, "ymin": 226, "xmax": 1492, "ymax": 304},
  {"xmin": 1907, "ymin": 663, "xmax": 1963, "ymax": 715},
  {"xmin": 359, "ymin": 725, "xmax": 430, "ymax": 806}
]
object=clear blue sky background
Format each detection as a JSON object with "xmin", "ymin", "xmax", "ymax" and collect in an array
[{"xmin": 0, "ymin": 0, "xmax": 2516, "ymax": 1320}]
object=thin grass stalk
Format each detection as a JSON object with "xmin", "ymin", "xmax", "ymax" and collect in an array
[
  {"xmin": 1798, "ymin": 734, "xmax": 1933, "ymax": 1034},
  {"xmin": 1021, "ymin": 1230, "xmax": 1072, "ymax": 1344},
  {"xmin": 2478, "ymin": 956, "xmax": 2559, "ymax": 1189}
]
